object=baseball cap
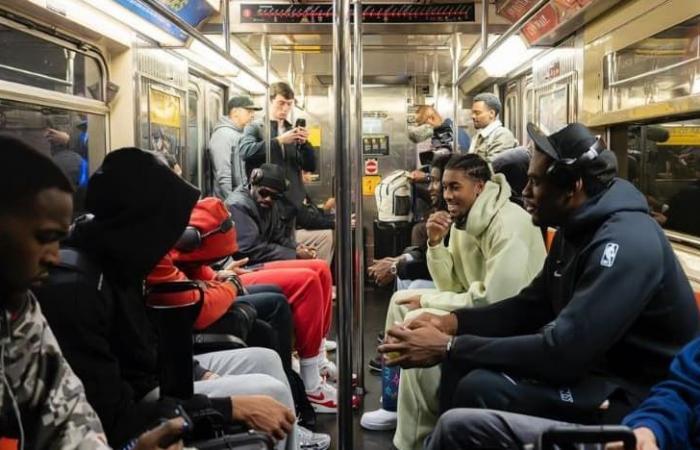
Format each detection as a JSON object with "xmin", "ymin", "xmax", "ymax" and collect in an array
[
  {"xmin": 527, "ymin": 122, "xmax": 617, "ymax": 184},
  {"xmin": 258, "ymin": 163, "xmax": 288, "ymax": 192},
  {"xmin": 227, "ymin": 96, "xmax": 262, "ymax": 111}
]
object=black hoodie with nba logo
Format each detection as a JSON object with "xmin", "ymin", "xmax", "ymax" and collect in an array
[{"xmin": 449, "ymin": 178, "xmax": 698, "ymax": 411}]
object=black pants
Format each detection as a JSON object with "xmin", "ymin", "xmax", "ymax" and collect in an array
[{"xmin": 439, "ymin": 361, "xmax": 641, "ymax": 425}]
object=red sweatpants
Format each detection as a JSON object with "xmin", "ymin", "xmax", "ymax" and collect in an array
[{"xmin": 240, "ymin": 259, "xmax": 333, "ymax": 358}]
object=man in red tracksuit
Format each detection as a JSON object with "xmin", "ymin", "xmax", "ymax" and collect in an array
[{"xmin": 147, "ymin": 197, "xmax": 350, "ymax": 414}]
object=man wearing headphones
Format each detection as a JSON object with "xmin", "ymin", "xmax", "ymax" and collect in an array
[
  {"xmin": 229, "ymin": 163, "xmax": 317, "ymax": 263},
  {"xmin": 379, "ymin": 123, "xmax": 698, "ymax": 444}
]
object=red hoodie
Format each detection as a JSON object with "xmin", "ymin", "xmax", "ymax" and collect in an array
[{"xmin": 147, "ymin": 197, "xmax": 239, "ymax": 329}]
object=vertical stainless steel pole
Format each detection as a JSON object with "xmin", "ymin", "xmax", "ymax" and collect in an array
[
  {"xmin": 352, "ymin": 0, "xmax": 365, "ymax": 393},
  {"xmin": 223, "ymin": 0, "xmax": 230, "ymax": 55},
  {"xmin": 481, "ymin": 0, "xmax": 488, "ymax": 55},
  {"xmin": 431, "ymin": 53, "xmax": 439, "ymax": 110},
  {"xmin": 261, "ymin": 34, "xmax": 272, "ymax": 162},
  {"xmin": 451, "ymin": 32, "xmax": 461, "ymax": 153},
  {"xmin": 333, "ymin": 0, "xmax": 353, "ymax": 443}
]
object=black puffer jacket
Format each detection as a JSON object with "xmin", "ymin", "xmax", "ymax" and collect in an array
[{"xmin": 451, "ymin": 179, "xmax": 698, "ymax": 394}]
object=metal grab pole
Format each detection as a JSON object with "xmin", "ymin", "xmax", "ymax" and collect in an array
[
  {"xmin": 481, "ymin": 0, "xmax": 488, "ymax": 55},
  {"xmin": 451, "ymin": 32, "xmax": 461, "ymax": 153},
  {"xmin": 431, "ymin": 53, "xmax": 439, "ymax": 110},
  {"xmin": 333, "ymin": 0, "xmax": 353, "ymax": 444},
  {"xmin": 261, "ymin": 34, "xmax": 272, "ymax": 162},
  {"xmin": 352, "ymin": 0, "xmax": 365, "ymax": 393},
  {"xmin": 223, "ymin": 0, "xmax": 230, "ymax": 55}
]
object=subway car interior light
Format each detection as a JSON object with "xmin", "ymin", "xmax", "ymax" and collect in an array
[{"xmin": 1, "ymin": 0, "xmax": 700, "ymax": 449}]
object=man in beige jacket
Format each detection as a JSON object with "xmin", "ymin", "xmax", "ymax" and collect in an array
[{"xmin": 469, "ymin": 92, "xmax": 518, "ymax": 162}]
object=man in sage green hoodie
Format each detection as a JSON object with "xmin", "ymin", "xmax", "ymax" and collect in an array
[{"xmin": 384, "ymin": 154, "xmax": 546, "ymax": 450}]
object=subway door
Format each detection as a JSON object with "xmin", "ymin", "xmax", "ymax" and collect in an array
[
  {"xmin": 503, "ymin": 79, "xmax": 521, "ymax": 143},
  {"xmin": 186, "ymin": 80, "xmax": 205, "ymax": 191},
  {"xmin": 202, "ymin": 84, "xmax": 226, "ymax": 197}
]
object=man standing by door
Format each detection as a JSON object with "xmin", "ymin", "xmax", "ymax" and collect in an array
[
  {"xmin": 469, "ymin": 92, "xmax": 517, "ymax": 162},
  {"xmin": 209, "ymin": 96, "xmax": 262, "ymax": 201}
]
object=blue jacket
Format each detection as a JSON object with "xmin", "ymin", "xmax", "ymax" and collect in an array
[{"xmin": 624, "ymin": 338, "xmax": 700, "ymax": 450}]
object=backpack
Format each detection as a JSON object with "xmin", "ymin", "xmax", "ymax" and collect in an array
[{"xmin": 375, "ymin": 170, "xmax": 413, "ymax": 222}]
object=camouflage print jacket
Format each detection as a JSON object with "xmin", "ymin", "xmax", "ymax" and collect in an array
[{"xmin": 0, "ymin": 292, "xmax": 109, "ymax": 449}]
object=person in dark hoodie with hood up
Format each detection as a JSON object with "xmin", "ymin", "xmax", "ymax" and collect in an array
[
  {"xmin": 35, "ymin": 148, "xmax": 300, "ymax": 450},
  {"xmin": 379, "ymin": 123, "xmax": 698, "ymax": 440}
]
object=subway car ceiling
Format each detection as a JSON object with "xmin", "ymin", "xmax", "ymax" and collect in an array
[{"xmin": 0, "ymin": 1, "xmax": 699, "ymax": 281}]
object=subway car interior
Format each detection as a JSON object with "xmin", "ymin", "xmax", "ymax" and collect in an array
[{"xmin": 1, "ymin": 0, "xmax": 700, "ymax": 449}]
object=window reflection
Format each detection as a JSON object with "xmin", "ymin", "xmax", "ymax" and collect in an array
[
  {"xmin": 627, "ymin": 118, "xmax": 700, "ymax": 238},
  {"xmin": 0, "ymin": 99, "xmax": 106, "ymax": 216},
  {"xmin": 0, "ymin": 24, "xmax": 103, "ymax": 100},
  {"xmin": 604, "ymin": 15, "xmax": 700, "ymax": 112}
]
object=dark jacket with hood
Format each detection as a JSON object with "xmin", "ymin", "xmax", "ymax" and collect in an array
[
  {"xmin": 35, "ymin": 148, "xmax": 217, "ymax": 446},
  {"xmin": 449, "ymin": 179, "xmax": 698, "ymax": 404},
  {"xmin": 227, "ymin": 184, "xmax": 297, "ymax": 263},
  {"xmin": 238, "ymin": 120, "xmax": 316, "ymax": 207}
]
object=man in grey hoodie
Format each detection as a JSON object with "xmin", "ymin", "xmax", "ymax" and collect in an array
[{"xmin": 209, "ymin": 96, "xmax": 262, "ymax": 200}]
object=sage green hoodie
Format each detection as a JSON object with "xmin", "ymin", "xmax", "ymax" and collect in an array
[{"xmin": 421, "ymin": 173, "xmax": 546, "ymax": 310}]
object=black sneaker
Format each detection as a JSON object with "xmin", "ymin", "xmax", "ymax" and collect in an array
[{"xmin": 368, "ymin": 355, "xmax": 382, "ymax": 373}]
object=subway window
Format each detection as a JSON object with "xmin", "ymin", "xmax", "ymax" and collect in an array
[
  {"xmin": 627, "ymin": 118, "xmax": 700, "ymax": 238},
  {"xmin": 0, "ymin": 23, "xmax": 103, "ymax": 100},
  {"xmin": 0, "ymin": 99, "xmax": 106, "ymax": 216}
]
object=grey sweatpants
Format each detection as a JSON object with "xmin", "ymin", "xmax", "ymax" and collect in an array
[
  {"xmin": 424, "ymin": 409, "xmax": 567, "ymax": 450},
  {"xmin": 145, "ymin": 347, "xmax": 297, "ymax": 450}
]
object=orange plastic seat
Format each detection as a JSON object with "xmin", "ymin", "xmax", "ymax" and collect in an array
[{"xmin": 0, "ymin": 439, "xmax": 17, "ymax": 450}]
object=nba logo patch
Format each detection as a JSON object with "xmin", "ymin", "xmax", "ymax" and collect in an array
[{"xmin": 600, "ymin": 243, "xmax": 619, "ymax": 268}]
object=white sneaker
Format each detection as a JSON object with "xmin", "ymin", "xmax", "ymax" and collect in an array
[
  {"xmin": 306, "ymin": 379, "xmax": 339, "ymax": 413},
  {"xmin": 324, "ymin": 339, "xmax": 337, "ymax": 352},
  {"xmin": 306, "ymin": 379, "xmax": 360, "ymax": 414},
  {"xmin": 298, "ymin": 425, "xmax": 331, "ymax": 449},
  {"xmin": 360, "ymin": 408, "xmax": 398, "ymax": 431},
  {"xmin": 319, "ymin": 358, "xmax": 337, "ymax": 381}
]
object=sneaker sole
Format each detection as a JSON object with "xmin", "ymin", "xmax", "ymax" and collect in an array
[
  {"xmin": 310, "ymin": 402, "xmax": 338, "ymax": 414},
  {"xmin": 360, "ymin": 419, "xmax": 397, "ymax": 431}
]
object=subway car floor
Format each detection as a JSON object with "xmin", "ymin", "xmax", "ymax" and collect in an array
[{"xmin": 316, "ymin": 285, "xmax": 396, "ymax": 450}]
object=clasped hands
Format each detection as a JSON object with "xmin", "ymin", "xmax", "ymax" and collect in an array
[{"xmin": 377, "ymin": 312, "xmax": 458, "ymax": 369}]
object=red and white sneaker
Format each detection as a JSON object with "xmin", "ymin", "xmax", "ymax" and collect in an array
[{"xmin": 307, "ymin": 380, "xmax": 360, "ymax": 414}]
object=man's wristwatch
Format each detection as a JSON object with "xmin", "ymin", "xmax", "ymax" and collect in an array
[{"xmin": 445, "ymin": 336, "xmax": 455, "ymax": 358}]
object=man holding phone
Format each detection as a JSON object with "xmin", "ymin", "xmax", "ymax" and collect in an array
[{"xmin": 238, "ymin": 82, "xmax": 334, "ymax": 264}]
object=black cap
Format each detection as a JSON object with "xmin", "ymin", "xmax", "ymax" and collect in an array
[
  {"xmin": 527, "ymin": 122, "xmax": 617, "ymax": 184},
  {"xmin": 259, "ymin": 163, "xmax": 287, "ymax": 192},
  {"xmin": 227, "ymin": 96, "xmax": 262, "ymax": 111}
]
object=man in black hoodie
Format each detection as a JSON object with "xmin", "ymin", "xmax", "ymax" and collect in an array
[
  {"xmin": 35, "ymin": 148, "xmax": 300, "ymax": 449},
  {"xmin": 379, "ymin": 123, "xmax": 698, "ymax": 432}
]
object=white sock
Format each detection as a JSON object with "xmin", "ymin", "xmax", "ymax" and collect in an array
[
  {"xmin": 300, "ymin": 354, "xmax": 322, "ymax": 392},
  {"xmin": 319, "ymin": 339, "xmax": 328, "ymax": 361}
]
